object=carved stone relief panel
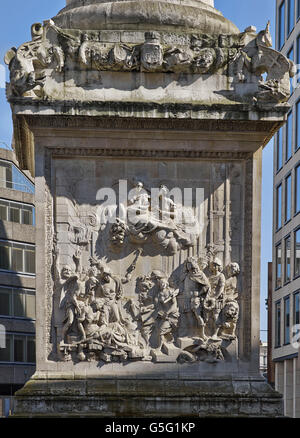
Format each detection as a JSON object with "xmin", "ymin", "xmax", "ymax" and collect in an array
[
  {"xmin": 4, "ymin": 21, "xmax": 295, "ymax": 104},
  {"xmin": 51, "ymin": 157, "xmax": 244, "ymax": 365}
]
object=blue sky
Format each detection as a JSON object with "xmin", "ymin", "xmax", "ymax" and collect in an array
[{"xmin": 0, "ymin": 0, "xmax": 276, "ymax": 340}]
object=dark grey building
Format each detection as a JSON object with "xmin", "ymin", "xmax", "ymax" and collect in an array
[
  {"xmin": 273, "ymin": 0, "xmax": 300, "ymax": 418},
  {"xmin": 0, "ymin": 146, "xmax": 35, "ymax": 417}
]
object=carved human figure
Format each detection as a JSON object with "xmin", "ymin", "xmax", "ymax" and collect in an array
[
  {"xmin": 76, "ymin": 300, "xmax": 101, "ymax": 341},
  {"xmin": 129, "ymin": 275, "xmax": 156, "ymax": 343},
  {"xmin": 151, "ymin": 271, "xmax": 179, "ymax": 351},
  {"xmin": 205, "ymin": 257, "xmax": 226, "ymax": 340},
  {"xmin": 59, "ymin": 277, "xmax": 86, "ymax": 345},
  {"xmin": 224, "ymin": 262, "xmax": 240, "ymax": 301},
  {"xmin": 127, "ymin": 181, "xmax": 152, "ymax": 238},
  {"xmin": 178, "ymin": 256, "xmax": 211, "ymax": 340},
  {"xmin": 52, "ymin": 246, "xmax": 84, "ymax": 345},
  {"xmin": 95, "ymin": 263, "xmax": 125, "ymax": 325}
]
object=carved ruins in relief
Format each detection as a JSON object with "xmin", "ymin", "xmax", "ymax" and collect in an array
[{"xmin": 4, "ymin": 20, "xmax": 295, "ymax": 103}]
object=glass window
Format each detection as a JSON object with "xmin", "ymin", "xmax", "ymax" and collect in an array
[
  {"xmin": 0, "ymin": 162, "xmax": 12, "ymax": 189},
  {"xmin": 0, "ymin": 288, "xmax": 11, "ymax": 316},
  {"xmin": 286, "ymin": 112, "xmax": 293, "ymax": 161},
  {"xmin": 295, "ymin": 229, "xmax": 300, "ymax": 277},
  {"xmin": 284, "ymin": 296, "xmax": 291, "ymax": 344},
  {"xmin": 295, "ymin": 292, "xmax": 300, "ymax": 324},
  {"xmin": 275, "ymin": 301, "xmax": 281, "ymax": 347},
  {"xmin": 0, "ymin": 287, "xmax": 35, "ymax": 319},
  {"xmin": 22, "ymin": 207, "xmax": 33, "ymax": 225},
  {"xmin": 24, "ymin": 248, "xmax": 35, "ymax": 274},
  {"xmin": 279, "ymin": 1, "xmax": 286, "ymax": 48},
  {"xmin": 288, "ymin": 46, "xmax": 294, "ymax": 92},
  {"xmin": 288, "ymin": 0, "xmax": 295, "ymax": 34},
  {"xmin": 0, "ymin": 200, "xmax": 8, "ymax": 221},
  {"xmin": 26, "ymin": 337, "xmax": 35, "ymax": 363},
  {"xmin": 0, "ymin": 242, "xmax": 10, "ymax": 270},
  {"xmin": 13, "ymin": 289, "xmax": 25, "ymax": 318},
  {"xmin": 0, "ymin": 334, "xmax": 12, "ymax": 362},
  {"xmin": 0, "ymin": 334, "xmax": 35, "ymax": 363},
  {"xmin": 0, "ymin": 199, "xmax": 34, "ymax": 225},
  {"xmin": 276, "ymin": 243, "xmax": 282, "ymax": 288},
  {"xmin": 296, "ymin": 165, "xmax": 300, "ymax": 213},
  {"xmin": 285, "ymin": 174, "xmax": 292, "ymax": 222},
  {"xmin": 0, "ymin": 160, "xmax": 34, "ymax": 194},
  {"xmin": 11, "ymin": 246, "xmax": 23, "ymax": 272},
  {"xmin": 14, "ymin": 336, "xmax": 25, "ymax": 362},
  {"xmin": 294, "ymin": 292, "xmax": 300, "ymax": 334},
  {"xmin": 25, "ymin": 291, "xmax": 35, "ymax": 319},
  {"xmin": 9, "ymin": 205, "xmax": 20, "ymax": 223},
  {"xmin": 0, "ymin": 241, "xmax": 35, "ymax": 274},
  {"xmin": 277, "ymin": 128, "xmax": 283, "ymax": 171},
  {"xmin": 285, "ymin": 236, "xmax": 291, "ymax": 282},
  {"xmin": 276, "ymin": 184, "xmax": 282, "ymax": 229}
]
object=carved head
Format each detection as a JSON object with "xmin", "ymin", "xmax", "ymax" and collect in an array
[
  {"xmin": 224, "ymin": 301, "xmax": 239, "ymax": 320},
  {"xmin": 151, "ymin": 270, "xmax": 169, "ymax": 289},
  {"xmin": 135, "ymin": 181, "xmax": 144, "ymax": 191},
  {"xmin": 159, "ymin": 184, "xmax": 168, "ymax": 195},
  {"xmin": 226, "ymin": 262, "xmax": 240, "ymax": 278},
  {"xmin": 209, "ymin": 257, "xmax": 223, "ymax": 275},
  {"xmin": 185, "ymin": 256, "xmax": 201, "ymax": 274},
  {"xmin": 194, "ymin": 48, "xmax": 215, "ymax": 72},
  {"xmin": 88, "ymin": 266, "xmax": 98, "ymax": 278},
  {"xmin": 136, "ymin": 275, "xmax": 153, "ymax": 293},
  {"xmin": 61, "ymin": 265, "xmax": 73, "ymax": 280}
]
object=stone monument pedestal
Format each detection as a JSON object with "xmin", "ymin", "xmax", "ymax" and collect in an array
[
  {"xmin": 14, "ymin": 375, "xmax": 282, "ymax": 418},
  {"xmin": 5, "ymin": 0, "xmax": 291, "ymax": 417}
]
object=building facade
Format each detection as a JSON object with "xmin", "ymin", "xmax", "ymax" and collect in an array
[
  {"xmin": 0, "ymin": 147, "xmax": 35, "ymax": 417},
  {"xmin": 273, "ymin": 0, "xmax": 300, "ymax": 418}
]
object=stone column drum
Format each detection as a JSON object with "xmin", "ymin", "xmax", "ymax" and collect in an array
[{"xmin": 5, "ymin": 0, "xmax": 293, "ymax": 417}]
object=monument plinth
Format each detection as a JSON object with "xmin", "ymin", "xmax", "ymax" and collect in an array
[{"xmin": 5, "ymin": 0, "xmax": 292, "ymax": 416}]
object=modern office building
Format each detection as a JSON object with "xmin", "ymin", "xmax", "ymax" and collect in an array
[
  {"xmin": 273, "ymin": 0, "xmax": 300, "ymax": 418},
  {"xmin": 0, "ymin": 146, "xmax": 35, "ymax": 417}
]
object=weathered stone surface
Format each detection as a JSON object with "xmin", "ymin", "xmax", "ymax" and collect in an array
[
  {"xmin": 13, "ymin": 378, "xmax": 283, "ymax": 417},
  {"xmin": 6, "ymin": 0, "xmax": 286, "ymax": 418},
  {"xmin": 54, "ymin": 0, "xmax": 238, "ymax": 34}
]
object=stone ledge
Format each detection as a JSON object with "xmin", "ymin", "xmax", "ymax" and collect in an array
[{"xmin": 13, "ymin": 378, "xmax": 283, "ymax": 417}]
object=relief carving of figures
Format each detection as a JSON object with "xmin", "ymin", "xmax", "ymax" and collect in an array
[
  {"xmin": 53, "ymin": 234, "xmax": 241, "ymax": 364},
  {"xmin": 177, "ymin": 256, "xmax": 211, "ymax": 341},
  {"xmin": 234, "ymin": 21, "xmax": 296, "ymax": 102},
  {"xmin": 79, "ymin": 33, "xmax": 139, "ymax": 71},
  {"xmin": 101, "ymin": 181, "xmax": 199, "ymax": 256},
  {"xmin": 5, "ymin": 20, "xmax": 64, "ymax": 98},
  {"xmin": 151, "ymin": 271, "xmax": 180, "ymax": 352},
  {"xmin": 5, "ymin": 20, "xmax": 294, "ymax": 103}
]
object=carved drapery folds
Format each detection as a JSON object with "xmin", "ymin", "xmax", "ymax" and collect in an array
[{"xmin": 4, "ymin": 20, "xmax": 295, "ymax": 104}]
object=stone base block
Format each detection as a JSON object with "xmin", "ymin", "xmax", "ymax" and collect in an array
[{"xmin": 13, "ymin": 376, "xmax": 284, "ymax": 418}]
